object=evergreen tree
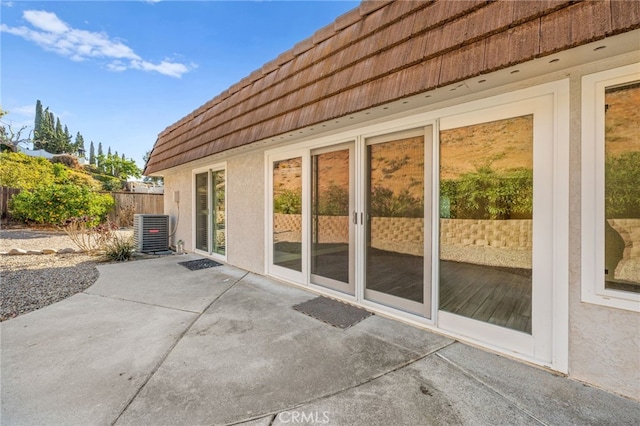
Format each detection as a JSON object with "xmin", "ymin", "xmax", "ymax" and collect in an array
[
  {"xmin": 63, "ymin": 125, "xmax": 72, "ymax": 153},
  {"xmin": 97, "ymin": 142, "xmax": 104, "ymax": 169},
  {"xmin": 38, "ymin": 108, "xmax": 55, "ymax": 152},
  {"xmin": 107, "ymin": 146, "xmax": 112, "ymax": 157},
  {"xmin": 75, "ymin": 132, "xmax": 85, "ymax": 157},
  {"xmin": 50, "ymin": 117, "xmax": 65, "ymax": 154},
  {"xmin": 33, "ymin": 100, "xmax": 44, "ymax": 149},
  {"xmin": 89, "ymin": 141, "xmax": 95, "ymax": 165},
  {"xmin": 121, "ymin": 153, "xmax": 125, "ymax": 161}
]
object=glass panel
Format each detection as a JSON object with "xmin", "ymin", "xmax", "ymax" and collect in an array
[
  {"xmin": 195, "ymin": 172, "xmax": 208, "ymax": 252},
  {"xmin": 212, "ymin": 170, "xmax": 226, "ymax": 256},
  {"xmin": 604, "ymin": 81, "xmax": 640, "ymax": 293},
  {"xmin": 439, "ymin": 115, "xmax": 533, "ymax": 334},
  {"xmin": 366, "ymin": 135, "xmax": 424, "ymax": 303},
  {"xmin": 311, "ymin": 149, "xmax": 350, "ymax": 284},
  {"xmin": 273, "ymin": 157, "xmax": 303, "ymax": 271}
]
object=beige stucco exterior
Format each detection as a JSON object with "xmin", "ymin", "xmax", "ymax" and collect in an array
[
  {"xmin": 159, "ymin": 47, "xmax": 640, "ymax": 400},
  {"xmin": 566, "ymin": 63, "xmax": 640, "ymax": 400}
]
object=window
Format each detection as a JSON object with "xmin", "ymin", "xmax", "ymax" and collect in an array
[
  {"xmin": 582, "ymin": 64, "xmax": 640, "ymax": 312},
  {"xmin": 194, "ymin": 166, "xmax": 226, "ymax": 258},
  {"xmin": 272, "ymin": 156, "xmax": 303, "ymax": 273}
]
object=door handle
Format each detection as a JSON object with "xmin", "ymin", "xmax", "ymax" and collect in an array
[{"xmin": 353, "ymin": 211, "xmax": 358, "ymax": 224}]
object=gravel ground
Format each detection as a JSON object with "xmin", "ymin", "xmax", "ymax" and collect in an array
[
  {"xmin": 0, "ymin": 228, "xmax": 133, "ymax": 322},
  {"xmin": 1, "ymin": 254, "xmax": 98, "ymax": 321}
]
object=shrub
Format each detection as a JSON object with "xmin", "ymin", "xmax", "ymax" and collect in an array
[
  {"xmin": 0, "ymin": 152, "xmax": 55, "ymax": 190},
  {"xmin": 605, "ymin": 151, "xmax": 640, "ymax": 218},
  {"xmin": 103, "ymin": 234, "xmax": 134, "ymax": 261},
  {"xmin": 91, "ymin": 173, "xmax": 124, "ymax": 191},
  {"xmin": 10, "ymin": 184, "xmax": 114, "ymax": 225},
  {"xmin": 274, "ymin": 189, "xmax": 302, "ymax": 214},
  {"xmin": 370, "ymin": 187, "xmax": 424, "ymax": 218},
  {"xmin": 50, "ymin": 155, "xmax": 81, "ymax": 169},
  {"xmin": 63, "ymin": 217, "xmax": 119, "ymax": 254},
  {"xmin": 440, "ymin": 165, "xmax": 533, "ymax": 220}
]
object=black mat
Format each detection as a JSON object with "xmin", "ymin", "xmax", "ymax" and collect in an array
[
  {"xmin": 178, "ymin": 259, "xmax": 222, "ymax": 271},
  {"xmin": 293, "ymin": 296, "xmax": 373, "ymax": 329}
]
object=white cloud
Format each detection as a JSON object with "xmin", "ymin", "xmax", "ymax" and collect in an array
[
  {"xmin": 1, "ymin": 10, "xmax": 192, "ymax": 78},
  {"xmin": 24, "ymin": 10, "xmax": 69, "ymax": 33},
  {"xmin": 7, "ymin": 104, "xmax": 35, "ymax": 116}
]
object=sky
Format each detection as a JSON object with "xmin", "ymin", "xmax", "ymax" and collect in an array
[{"xmin": 0, "ymin": 0, "xmax": 359, "ymax": 173}]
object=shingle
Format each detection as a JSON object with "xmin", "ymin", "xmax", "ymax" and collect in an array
[
  {"xmin": 611, "ymin": 0, "xmax": 640, "ymax": 33},
  {"xmin": 484, "ymin": 19, "xmax": 540, "ymax": 71},
  {"xmin": 145, "ymin": 0, "xmax": 638, "ymax": 175}
]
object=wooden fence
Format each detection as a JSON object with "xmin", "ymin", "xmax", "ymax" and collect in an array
[
  {"xmin": 1, "ymin": 187, "xmax": 20, "ymax": 221},
  {"xmin": 0, "ymin": 187, "xmax": 164, "ymax": 226},
  {"xmin": 105, "ymin": 192, "xmax": 164, "ymax": 227}
]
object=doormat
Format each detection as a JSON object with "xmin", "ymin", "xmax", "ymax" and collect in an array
[
  {"xmin": 293, "ymin": 296, "xmax": 373, "ymax": 329},
  {"xmin": 178, "ymin": 259, "xmax": 222, "ymax": 271}
]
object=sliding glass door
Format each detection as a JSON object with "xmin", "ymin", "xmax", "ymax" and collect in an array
[
  {"xmin": 194, "ymin": 167, "xmax": 226, "ymax": 257},
  {"xmin": 363, "ymin": 128, "xmax": 432, "ymax": 317},
  {"xmin": 310, "ymin": 144, "xmax": 355, "ymax": 295}
]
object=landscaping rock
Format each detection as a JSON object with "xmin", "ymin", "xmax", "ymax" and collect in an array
[
  {"xmin": 57, "ymin": 248, "xmax": 76, "ymax": 254},
  {"xmin": 42, "ymin": 249, "xmax": 57, "ymax": 254},
  {"xmin": 26, "ymin": 250, "xmax": 43, "ymax": 255},
  {"xmin": 8, "ymin": 249, "xmax": 27, "ymax": 255}
]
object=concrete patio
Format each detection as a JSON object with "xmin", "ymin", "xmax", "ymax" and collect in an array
[{"xmin": 1, "ymin": 254, "xmax": 638, "ymax": 425}]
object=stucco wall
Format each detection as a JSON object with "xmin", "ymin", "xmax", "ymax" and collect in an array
[
  {"xmin": 567, "ymin": 63, "xmax": 640, "ymax": 401},
  {"xmin": 163, "ymin": 168, "xmax": 192, "ymax": 250},
  {"xmin": 226, "ymin": 150, "xmax": 265, "ymax": 274}
]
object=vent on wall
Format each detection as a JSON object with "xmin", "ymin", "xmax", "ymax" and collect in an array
[{"xmin": 134, "ymin": 214, "xmax": 170, "ymax": 253}]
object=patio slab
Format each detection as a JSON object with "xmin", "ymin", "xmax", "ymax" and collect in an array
[
  {"xmin": 436, "ymin": 343, "xmax": 640, "ymax": 425},
  {"xmin": 0, "ymin": 293, "xmax": 196, "ymax": 426},
  {"xmin": 85, "ymin": 254, "xmax": 245, "ymax": 313},
  {"xmin": 2, "ymin": 255, "xmax": 638, "ymax": 425},
  {"xmin": 115, "ymin": 273, "xmax": 454, "ymax": 425}
]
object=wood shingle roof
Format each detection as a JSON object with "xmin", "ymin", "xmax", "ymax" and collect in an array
[{"xmin": 145, "ymin": 0, "xmax": 640, "ymax": 174}]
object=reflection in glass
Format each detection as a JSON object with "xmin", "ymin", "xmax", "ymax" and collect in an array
[
  {"xmin": 439, "ymin": 115, "xmax": 533, "ymax": 334},
  {"xmin": 311, "ymin": 149, "xmax": 350, "ymax": 284},
  {"xmin": 212, "ymin": 170, "xmax": 226, "ymax": 256},
  {"xmin": 273, "ymin": 158, "xmax": 303, "ymax": 272},
  {"xmin": 366, "ymin": 135, "xmax": 424, "ymax": 304},
  {"xmin": 195, "ymin": 172, "xmax": 208, "ymax": 251},
  {"xmin": 604, "ymin": 82, "xmax": 640, "ymax": 293}
]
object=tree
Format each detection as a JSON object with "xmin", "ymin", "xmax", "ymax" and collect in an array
[
  {"xmin": 33, "ymin": 100, "xmax": 44, "ymax": 149},
  {"xmin": 142, "ymin": 150, "xmax": 163, "ymax": 185},
  {"xmin": 63, "ymin": 125, "xmax": 73, "ymax": 153},
  {"xmin": 36, "ymin": 107, "xmax": 55, "ymax": 151},
  {"xmin": 89, "ymin": 141, "xmax": 95, "ymax": 165},
  {"xmin": 97, "ymin": 142, "xmax": 104, "ymax": 168},
  {"xmin": 0, "ymin": 114, "xmax": 31, "ymax": 153},
  {"xmin": 75, "ymin": 132, "xmax": 85, "ymax": 157}
]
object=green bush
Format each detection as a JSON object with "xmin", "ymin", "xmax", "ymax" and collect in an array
[
  {"xmin": 370, "ymin": 187, "xmax": 424, "ymax": 218},
  {"xmin": 10, "ymin": 184, "xmax": 114, "ymax": 225},
  {"xmin": 91, "ymin": 172, "xmax": 124, "ymax": 191},
  {"xmin": 440, "ymin": 165, "xmax": 533, "ymax": 220},
  {"xmin": 0, "ymin": 152, "xmax": 56, "ymax": 190},
  {"xmin": 274, "ymin": 189, "xmax": 302, "ymax": 214},
  {"xmin": 605, "ymin": 151, "xmax": 640, "ymax": 218}
]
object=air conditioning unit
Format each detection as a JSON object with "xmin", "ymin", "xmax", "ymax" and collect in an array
[{"xmin": 134, "ymin": 214, "xmax": 170, "ymax": 253}]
